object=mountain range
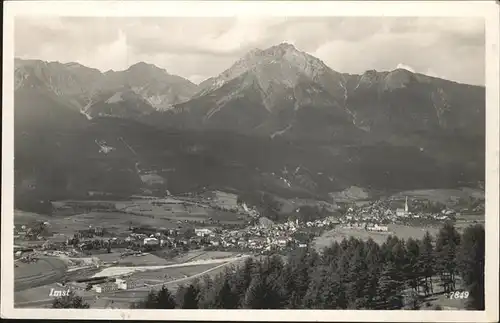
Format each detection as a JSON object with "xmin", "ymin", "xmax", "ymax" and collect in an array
[{"xmin": 13, "ymin": 43, "xmax": 485, "ymax": 207}]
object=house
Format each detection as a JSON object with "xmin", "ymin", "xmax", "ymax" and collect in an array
[
  {"xmin": 143, "ymin": 237, "xmax": 159, "ymax": 246},
  {"xmin": 195, "ymin": 228, "xmax": 213, "ymax": 237},
  {"xmin": 93, "ymin": 282, "xmax": 118, "ymax": 293},
  {"xmin": 115, "ymin": 278, "xmax": 128, "ymax": 290},
  {"xmin": 276, "ymin": 236, "xmax": 288, "ymax": 246},
  {"xmin": 370, "ymin": 224, "xmax": 389, "ymax": 232}
]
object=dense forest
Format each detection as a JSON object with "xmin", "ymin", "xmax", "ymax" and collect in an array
[{"xmin": 53, "ymin": 223, "xmax": 485, "ymax": 310}]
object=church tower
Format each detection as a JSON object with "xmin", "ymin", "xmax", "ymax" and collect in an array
[{"xmin": 405, "ymin": 196, "xmax": 409, "ymax": 213}]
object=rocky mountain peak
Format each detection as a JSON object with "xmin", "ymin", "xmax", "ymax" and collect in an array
[
  {"xmin": 197, "ymin": 43, "xmax": 333, "ymax": 96},
  {"xmin": 127, "ymin": 61, "xmax": 161, "ymax": 72}
]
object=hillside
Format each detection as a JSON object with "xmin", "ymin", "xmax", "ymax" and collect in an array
[
  {"xmin": 159, "ymin": 43, "xmax": 484, "ymax": 143},
  {"xmin": 13, "ymin": 44, "xmax": 485, "ymax": 207}
]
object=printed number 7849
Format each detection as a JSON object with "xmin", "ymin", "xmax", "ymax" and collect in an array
[{"xmin": 449, "ymin": 291, "xmax": 469, "ymax": 299}]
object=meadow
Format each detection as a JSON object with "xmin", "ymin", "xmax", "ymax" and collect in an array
[
  {"xmin": 392, "ymin": 188, "xmax": 484, "ymax": 205},
  {"xmin": 14, "ymin": 257, "xmax": 67, "ymax": 292},
  {"xmin": 313, "ymin": 224, "xmax": 441, "ymax": 251}
]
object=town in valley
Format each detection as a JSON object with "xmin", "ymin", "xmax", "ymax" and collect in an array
[{"xmin": 11, "ymin": 15, "xmax": 487, "ymax": 312}]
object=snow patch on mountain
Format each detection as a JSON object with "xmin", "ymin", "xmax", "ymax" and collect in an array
[
  {"xmin": 105, "ymin": 92, "xmax": 124, "ymax": 104},
  {"xmin": 338, "ymin": 77, "xmax": 357, "ymax": 126},
  {"xmin": 80, "ymin": 101, "xmax": 93, "ymax": 120},
  {"xmin": 270, "ymin": 124, "xmax": 293, "ymax": 139}
]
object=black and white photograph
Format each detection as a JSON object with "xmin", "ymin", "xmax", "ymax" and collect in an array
[{"xmin": 1, "ymin": 1, "xmax": 499, "ymax": 322}]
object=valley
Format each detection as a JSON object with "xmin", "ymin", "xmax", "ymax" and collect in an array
[{"xmin": 11, "ymin": 41, "xmax": 486, "ymax": 311}]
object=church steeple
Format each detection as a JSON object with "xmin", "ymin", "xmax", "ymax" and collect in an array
[{"xmin": 405, "ymin": 196, "xmax": 409, "ymax": 213}]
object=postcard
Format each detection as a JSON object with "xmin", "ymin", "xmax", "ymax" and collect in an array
[{"xmin": 2, "ymin": 1, "xmax": 498, "ymax": 322}]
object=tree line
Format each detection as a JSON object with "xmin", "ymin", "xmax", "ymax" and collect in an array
[{"xmin": 53, "ymin": 222, "xmax": 485, "ymax": 310}]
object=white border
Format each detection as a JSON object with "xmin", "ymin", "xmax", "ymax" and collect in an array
[{"xmin": 2, "ymin": 1, "xmax": 499, "ymax": 322}]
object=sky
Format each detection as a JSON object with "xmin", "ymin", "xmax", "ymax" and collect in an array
[{"xmin": 14, "ymin": 17, "xmax": 485, "ymax": 85}]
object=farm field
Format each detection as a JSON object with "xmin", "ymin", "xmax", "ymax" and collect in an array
[
  {"xmin": 151, "ymin": 249, "xmax": 240, "ymax": 264},
  {"xmin": 168, "ymin": 250, "xmax": 240, "ymax": 263},
  {"xmin": 15, "ymin": 282, "xmax": 62, "ymax": 303},
  {"xmin": 93, "ymin": 252, "xmax": 171, "ymax": 266},
  {"xmin": 93, "ymin": 256, "xmax": 249, "ymax": 308},
  {"xmin": 14, "ymin": 210, "xmax": 53, "ymax": 226},
  {"xmin": 38, "ymin": 211, "xmax": 178, "ymax": 237},
  {"xmin": 15, "ymin": 194, "xmax": 249, "ymax": 239},
  {"xmin": 90, "ymin": 256, "xmax": 243, "ymax": 278},
  {"xmin": 392, "ymin": 188, "xmax": 484, "ymax": 205},
  {"xmin": 15, "ymin": 255, "xmax": 247, "ymax": 308},
  {"xmin": 313, "ymin": 224, "xmax": 441, "ymax": 250},
  {"xmin": 14, "ymin": 257, "xmax": 67, "ymax": 292},
  {"xmin": 127, "ymin": 263, "xmax": 221, "ymax": 283},
  {"xmin": 210, "ymin": 190, "xmax": 239, "ymax": 210},
  {"xmin": 116, "ymin": 198, "xmax": 248, "ymax": 224}
]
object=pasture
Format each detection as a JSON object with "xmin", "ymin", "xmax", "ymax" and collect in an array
[
  {"xmin": 14, "ymin": 257, "xmax": 67, "ymax": 292},
  {"xmin": 313, "ymin": 224, "xmax": 441, "ymax": 251},
  {"xmin": 116, "ymin": 198, "xmax": 247, "ymax": 224},
  {"xmin": 168, "ymin": 250, "xmax": 240, "ymax": 263},
  {"xmin": 99, "ymin": 256, "xmax": 248, "ymax": 306},
  {"xmin": 127, "ymin": 263, "xmax": 220, "ymax": 283},
  {"xmin": 392, "ymin": 188, "xmax": 484, "ymax": 205},
  {"xmin": 14, "ymin": 282, "xmax": 61, "ymax": 304},
  {"xmin": 14, "ymin": 210, "xmax": 53, "ymax": 226},
  {"xmin": 85, "ymin": 251, "xmax": 172, "ymax": 266},
  {"xmin": 91, "ymin": 256, "xmax": 240, "ymax": 278},
  {"xmin": 43, "ymin": 211, "xmax": 178, "ymax": 237},
  {"xmin": 211, "ymin": 191, "xmax": 238, "ymax": 209},
  {"xmin": 21, "ymin": 196, "xmax": 248, "ymax": 238}
]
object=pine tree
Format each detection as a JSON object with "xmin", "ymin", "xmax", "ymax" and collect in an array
[
  {"xmin": 196, "ymin": 275, "xmax": 215, "ymax": 308},
  {"xmin": 303, "ymin": 266, "xmax": 345, "ymax": 309},
  {"xmin": 176, "ymin": 284, "xmax": 200, "ymax": 309},
  {"xmin": 391, "ymin": 238, "xmax": 407, "ymax": 284},
  {"xmin": 364, "ymin": 238, "xmax": 382, "ymax": 308},
  {"xmin": 418, "ymin": 231, "xmax": 435, "ymax": 296},
  {"xmin": 175, "ymin": 284, "xmax": 187, "ymax": 305},
  {"xmin": 377, "ymin": 261, "xmax": 404, "ymax": 309},
  {"xmin": 51, "ymin": 292, "xmax": 90, "ymax": 308},
  {"xmin": 243, "ymin": 275, "xmax": 267, "ymax": 309},
  {"xmin": 155, "ymin": 285, "xmax": 177, "ymax": 309},
  {"xmin": 435, "ymin": 222, "xmax": 461, "ymax": 293},
  {"xmin": 207, "ymin": 274, "xmax": 239, "ymax": 309},
  {"xmin": 230, "ymin": 257, "xmax": 255, "ymax": 303},
  {"xmin": 286, "ymin": 248, "xmax": 320, "ymax": 302},
  {"xmin": 243, "ymin": 275, "xmax": 287, "ymax": 309},
  {"xmin": 345, "ymin": 243, "xmax": 370, "ymax": 308},
  {"xmin": 456, "ymin": 224, "xmax": 485, "ymax": 310},
  {"xmin": 135, "ymin": 290, "xmax": 160, "ymax": 309},
  {"xmin": 405, "ymin": 238, "xmax": 421, "ymax": 292}
]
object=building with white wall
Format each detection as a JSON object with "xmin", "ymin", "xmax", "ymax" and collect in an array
[
  {"xmin": 143, "ymin": 237, "xmax": 159, "ymax": 246},
  {"xmin": 195, "ymin": 228, "xmax": 213, "ymax": 237}
]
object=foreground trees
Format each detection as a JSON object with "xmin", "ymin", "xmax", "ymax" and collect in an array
[
  {"xmin": 51, "ymin": 292, "xmax": 90, "ymax": 308},
  {"xmin": 456, "ymin": 225, "xmax": 485, "ymax": 310},
  {"xmin": 131, "ymin": 223, "xmax": 485, "ymax": 310},
  {"xmin": 435, "ymin": 222, "xmax": 461, "ymax": 293}
]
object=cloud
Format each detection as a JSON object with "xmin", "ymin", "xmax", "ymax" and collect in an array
[
  {"xmin": 14, "ymin": 16, "xmax": 485, "ymax": 86},
  {"xmin": 396, "ymin": 63, "xmax": 416, "ymax": 73}
]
